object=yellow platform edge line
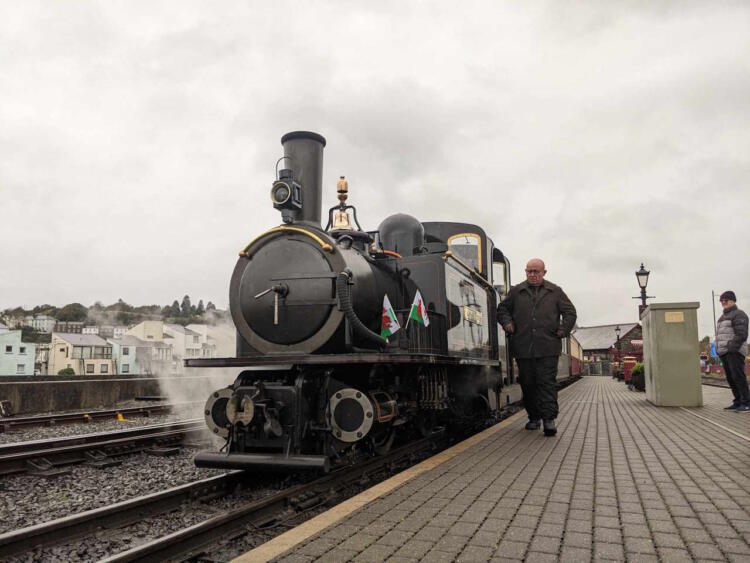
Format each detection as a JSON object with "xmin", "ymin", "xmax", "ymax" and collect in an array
[{"xmin": 234, "ymin": 379, "xmax": 583, "ymax": 563}]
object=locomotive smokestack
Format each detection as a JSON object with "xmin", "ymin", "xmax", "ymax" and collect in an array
[{"xmin": 280, "ymin": 131, "xmax": 326, "ymax": 226}]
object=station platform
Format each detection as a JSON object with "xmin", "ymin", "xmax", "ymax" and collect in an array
[{"xmin": 240, "ymin": 377, "xmax": 750, "ymax": 562}]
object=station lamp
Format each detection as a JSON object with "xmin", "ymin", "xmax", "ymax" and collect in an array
[{"xmin": 633, "ymin": 263, "xmax": 654, "ymax": 316}]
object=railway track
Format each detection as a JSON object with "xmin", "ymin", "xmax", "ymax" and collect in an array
[
  {"xmin": 0, "ymin": 433, "xmax": 444, "ymax": 561},
  {"xmin": 0, "ymin": 419, "xmax": 207, "ymax": 476},
  {"xmin": 0, "ymin": 402, "xmax": 200, "ymax": 433}
]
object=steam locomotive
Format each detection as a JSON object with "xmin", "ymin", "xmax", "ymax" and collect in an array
[{"xmin": 189, "ymin": 131, "xmax": 576, "ymax": 473}]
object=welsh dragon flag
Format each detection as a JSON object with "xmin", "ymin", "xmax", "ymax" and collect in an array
[
  {"xmin": 408, "ymin": 290, "xmax": 430, "ymax": 327},
  {"xmin": 381, "ymin": 294, "xmax": 400, "ymax": 338}
]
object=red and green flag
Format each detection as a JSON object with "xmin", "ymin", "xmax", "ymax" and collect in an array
[
  {"xmin": 381, "ymin": 294, "xmax": 400, "ymax": 339},
  {"xmin": 407, "ymin": 290, "xmax": 430, "ymax": 327}
]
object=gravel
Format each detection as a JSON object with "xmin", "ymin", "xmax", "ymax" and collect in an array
[
  {"xmin": 0, "ymin": 446, "xmax": 226, "ymax": 536},
  {"xmin": 0, "ymin": 405, "xmax": 202, "ymax": 445},
  {"xmin": 16, "ymin": 473, "xmax": 295, "ymax": 562}
]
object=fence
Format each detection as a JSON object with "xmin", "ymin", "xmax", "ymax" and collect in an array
[{"xmin": 586, "ymin": 361, "xmax": 613, "ymax": 377}]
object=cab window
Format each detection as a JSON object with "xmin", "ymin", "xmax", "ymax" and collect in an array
[
  {"xmin": 492, "ymin": 261, "xmax": 507, "ymax": 295},
  {"xmin": 447, "ymin": 233, "xmax": 482, "ymax": 272}
]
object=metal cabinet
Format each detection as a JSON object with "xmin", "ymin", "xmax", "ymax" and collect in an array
[{"xmin": 642, "ymin": 302, "xmax": 702, "ymax": 407}]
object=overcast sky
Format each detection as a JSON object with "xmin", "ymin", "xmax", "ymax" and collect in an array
[{"xmin": 1, "ymin": 1, "xmax": 748, "ymax": 339}]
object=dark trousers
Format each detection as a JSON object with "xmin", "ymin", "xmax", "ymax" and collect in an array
[
  {"xmin": 517, "ymin": 355, "xmax": 559, "ymax": 421},
  {"xmin": 720, "ymin": 352, "xmax": 750, "ymax": 406}
]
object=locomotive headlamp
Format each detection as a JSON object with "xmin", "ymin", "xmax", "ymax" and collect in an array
[
  {"xmin": 271, "ymin": 168, "xmax": 302, "ymax": 223},
  {"xmin": 271, "ymin": 182, "xmax": 291, "ymax": 205}
]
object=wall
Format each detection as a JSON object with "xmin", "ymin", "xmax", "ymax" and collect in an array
[{"xmin": 0, "ymin": 376, "xmax": 159, "ymax": 414}]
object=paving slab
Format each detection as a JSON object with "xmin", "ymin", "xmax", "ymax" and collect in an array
[{"xmin": 236, "ymin": 378, "xmax": 750, "ymax": 562}]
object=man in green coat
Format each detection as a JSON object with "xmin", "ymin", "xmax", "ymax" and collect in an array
[{"xmin": 497, "ymin": 258, "xmax": 577, "ymax": 436}]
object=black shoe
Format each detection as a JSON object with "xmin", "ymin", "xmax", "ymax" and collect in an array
[
  {"xmin": 543, "ymin": 419, "xmax": 557, "ymax": 436},
  {"xmin": 736, "ymin": 405, "xmax": 750, "ymax": 413},
  {"xmin": 725, "ymin": 403, "xmax": 740, "ymax": 410},
  {"xmin": 525, "ymin": 419, "xmax": 541, "ymax": 430}
]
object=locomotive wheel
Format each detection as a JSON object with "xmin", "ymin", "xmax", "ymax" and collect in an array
[
  {"xmin": 417, "ymin": 411, "xmax": 439, "ymax": 437},
  {"xmin": 371, "ymin": 427, "xmax": 395, "ymax": 455}
]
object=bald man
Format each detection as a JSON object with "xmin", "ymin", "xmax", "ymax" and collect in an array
[{"xmin": 497, "ymin": 258, "xmax": 577, "ymax": 436}]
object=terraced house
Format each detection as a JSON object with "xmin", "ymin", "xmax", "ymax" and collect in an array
[
  {"xmin": 0, "ymin": 325, "xmax": 37, "ymax": 375},
  {"xmin": 49, "ymin": 333, "xmax": 114, "ymax": 375}
]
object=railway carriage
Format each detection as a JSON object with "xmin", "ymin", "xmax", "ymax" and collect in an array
[{"xmin": 190, "ymin": 131, "xmax": 577, "ymax": 472}]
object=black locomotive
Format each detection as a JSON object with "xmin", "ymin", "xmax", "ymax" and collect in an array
[{"xmin": 190, "ymin": 131, "xmax": 520, "ymax": 472}]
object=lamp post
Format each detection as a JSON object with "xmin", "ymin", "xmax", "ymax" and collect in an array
[
  {"xmin": 615, "ymin": 325, "xmax": 621, "ymax": 379},
  {"xmin": 633, "ymin": 263, "xmax": 654, "ymax": 317}
]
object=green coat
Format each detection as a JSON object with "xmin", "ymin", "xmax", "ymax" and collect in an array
[{"xmin": 497, "ymin": 279, "xmax": 577, "ymax": 359}]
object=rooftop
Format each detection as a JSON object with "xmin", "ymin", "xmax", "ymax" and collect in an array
[
  {"xmin": 165, "ymin": 323, "xmax": 199, "ymax": 336},
  {"xmin": 108, "ymin": 335, "xmax": 149, "ymax": 347},
  {"xmin": 572, "ymin": 323, "xmax": 639, "ymax": 351},
  {"xmin": 53, "ymin": 333, "xmax": 109, "ymax": 346}
]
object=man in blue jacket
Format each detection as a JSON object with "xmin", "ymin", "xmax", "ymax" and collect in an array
[{"xmin": 716, "ymin": 291, "xmax": 750, "ymax": 411}]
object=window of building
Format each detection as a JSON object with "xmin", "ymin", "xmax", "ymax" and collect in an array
[
  {"xmin": 101, "ymin": 364, "xmax": 108, "ymax": 374},
  {"xmin": 193, "ymin": 335, "xmax": 199, "ymax": 344},
  {"xmin": 16, "ymin": 364, "xmax": 24, "ymax": 374},
  {"xmin": 123, "ymin": 347, "xmax": 129, "ymax": 356},
  {"xmin": 86, "ymin": 364, "xmax": 95, "ymax": 374},
  {"xmin": 59, "ymin": 346, "xmax": 65, "ymax": 353},
  {"xmin": 147, "ymin": 335, "xmax": 153, "ymax": 339},
  {"xmin": 19, "ymin": 346, "xmax": 26, "ymax": 354},
  {"xmin": 5, "ymin": 345, "xmax": 11, "ymax": 353},
  {"xmin": 122, "ymin": 364, "xmax": 129, "ymax": 373}
]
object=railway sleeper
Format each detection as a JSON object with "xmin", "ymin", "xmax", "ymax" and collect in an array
[
  {"xmin": 25, "ymin": 457, "xmax": 70, "ymax": 478},
  {"xmin": 146, "ymin": 446, "xmax": 181, "ymax": 457},
  {"xmin": 84, "ymin": 449, "xmax": 122, "ymax": 469}
]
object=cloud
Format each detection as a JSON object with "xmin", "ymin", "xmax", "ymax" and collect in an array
[{"xmin": 0, "ymin": 1, "xmax": 748, "ymax": 341}]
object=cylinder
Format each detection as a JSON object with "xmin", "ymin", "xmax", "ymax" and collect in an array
[
  {"xmin": 280, "ymin": 131, "xmax": 326, "ymax": 225},
  {"xmin": 193, "ymin": 451, "xmax": 330, "ymax": 472}
]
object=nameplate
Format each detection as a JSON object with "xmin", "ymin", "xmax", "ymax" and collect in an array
[{"xmin": 665, "ymin": 311, "xmax": 684, "ymax": 323}]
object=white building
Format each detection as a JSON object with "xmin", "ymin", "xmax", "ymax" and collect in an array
[
  {"xmin": 24, "ymin": 315, "xmax": 57, "ymax": 333},
  {"xmin": 82, "ymin": 326, "xmax": 100, "ymax": 335},
  {"xmin": 164, "ymin": 323, "xmax": 203, "ymax": 360},
  {"xmin": 186, "ymin": 323, "xmax": 233, "ymax": 357},
  {"xmin": 0, "ymin": 330, "xmax": 37, "ymax": 375}
]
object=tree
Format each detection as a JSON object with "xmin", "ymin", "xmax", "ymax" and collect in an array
[
  {"xmin": 181, "ymin": 295, "xmax": 192, "ymax": 317},
  {"xmin": 196, "ymin": 300, "xmax": 205, "ymax": 316},
  {"xmin": 171, "ymin": 300, "xmax": 181, "ymax": 317},
  {"xmin": 699, "ymin": 335, "xmax": 710, "ymax": 354},
  {"xmin": 206, "ymin": 301, "xmax": 216, "ymax": 312},
  {"xmin": 58, "ymin": 367, "xmax": 75, "ymax": 376},
  {"xmin": 161, "ymin": 305, "xmax": 172, "ymax": 317},
  {"xmin": 56, "ymin": 303, "xmax": 88, "ymax": 322},
  {"xmin": 21, "ymin": 327, "xmax": 51, "ymax": 344}
]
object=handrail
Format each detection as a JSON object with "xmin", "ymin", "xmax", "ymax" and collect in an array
[
  {"xmin": 443, "ymin": 251, "xmax": 494, "ymax": 291},
  {"xmin": 240, "ymin": 226, "xmax": 333, "ymax": 257}
]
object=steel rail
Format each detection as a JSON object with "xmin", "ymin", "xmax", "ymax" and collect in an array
[
  {"xmin": 0, "ymin": 402, "xmax": 200, "ymax": 433},
  {"xmin": 100, "ymin": 434, "xmax": 444, "ymax": 562},
  {"xmin": 0, "ymin": 471, "xmax": 245, "ymax": 558},
  {"xmin": 0, "ymin": 419, "xmax": 206, "ymax": 476}
]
